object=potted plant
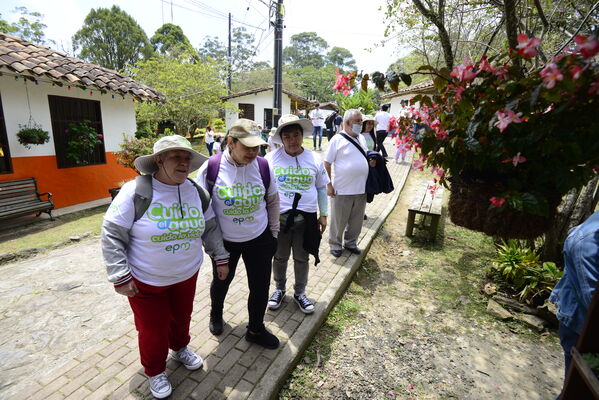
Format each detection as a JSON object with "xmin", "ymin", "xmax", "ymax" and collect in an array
[
  {"xmin": 16, "ymin": 123, "xmax": 50, "ymax": 149},
  {"xmin": 334, "ymin": 35, "xmax": 599, "ymax": 239},
  {"xmin": 64, "ymin": 121, "xmax": 103, "ymax": 166}
]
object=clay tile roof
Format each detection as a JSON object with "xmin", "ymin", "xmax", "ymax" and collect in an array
[
  {"xmin": 380, "ymin": 80, "xmax": 436, "ymax": 99},
  {"xmin": 0, "ymin": 33, "xmax": 165, "ymax": 102}
]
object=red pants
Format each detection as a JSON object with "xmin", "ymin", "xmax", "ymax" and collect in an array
[{"xmin": 128, "ymin": 272, "xmax": 198, "ymax": 376}]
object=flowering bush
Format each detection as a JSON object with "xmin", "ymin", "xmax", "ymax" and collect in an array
[
  {"xmin": 335, "ymin": 35, "xmax": 599, "ymax": 238},
  {"xmin": 65, "ymin": 121, "xmax": 103, "ymax": 166},
  {"xmin": 16, "ymin": 123, "xmax": 49, "ymax": 149},
  {"xmin": 115, "ymin": 133, "xmax": 158, "ymax": 173}
]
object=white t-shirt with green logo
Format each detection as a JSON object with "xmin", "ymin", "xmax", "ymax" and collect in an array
[
  {"xmin": 196, "ymin": 155, "xmax": 278, "ymax": 242},
  {"xmin": 104, "ymin": 177, "xmax": 209, "ymax": 286},
  {"xmin": 265, "ymin": 147, "xmax": 329, "ymax": 213}
]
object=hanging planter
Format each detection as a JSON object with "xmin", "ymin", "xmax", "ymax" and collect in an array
[
  {"xmin": 16, "ymin": 122, "xmax": 50, "ymax": 149},
  {"xmin": 448, "ymin": 178, "xmax": 560, "ymax": 239}
]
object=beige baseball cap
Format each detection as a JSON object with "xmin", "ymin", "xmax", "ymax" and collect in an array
[{"xmin": 228, "ymin": 119, "xmax": 267, "ymax": 147}]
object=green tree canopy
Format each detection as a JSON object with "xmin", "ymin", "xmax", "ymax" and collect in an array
[
  {"xmin": 286, "ymin": 65, "xmax": 337, "ymax": 102},
  {"xmin": 72, "ymin": 6, "xmax": 154, "ymax": 71},
  {"xmin": 1, "ymin": 7, "xmax": 48, "ymax": 44},
  {"xmin": 198, "ymin": 26, "xmax": 258, "ymax": 73},
  {"xmin": 150, "ymin": 23, "xmax": 196, "ymax": 59},
  {"xmin": 130, "ymin": 54, "xmax": 229, "ymax": 136},
  {"xmin": 283, "ymin": 32, "xmax": 329, "ymax": 68},
  {"xmin": 326, "ymin": 46, "xmax": 357, "ymax": 72}
]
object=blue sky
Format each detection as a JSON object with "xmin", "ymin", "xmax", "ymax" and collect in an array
[{"xmin": 0, "ymin": 0, "xmax": 406, "ymax": 73}]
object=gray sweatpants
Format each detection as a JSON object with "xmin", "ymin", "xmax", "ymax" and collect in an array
[
  {"xmin": 273, "ymin": 216, "xmax": 310, "ymax": 295},
  {"xmin": 329, "ymin": 194, "xmax": 367, "ymax": 251}
]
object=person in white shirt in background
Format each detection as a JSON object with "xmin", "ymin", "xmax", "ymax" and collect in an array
[
  {"xmin": 309, "ymin": 103, "xmax": 325, "ymax": 151},
  {"xmin": 195, "ymin": 119, "xmax": 281, "ymax": 350},
  {"xmin": 205, "ymin": 126, "xmax": 215, "ymax": 156},
  {"xmin": 324, "ymin": 109, "xmax": 375, "ymax": 257},
  {"xmin": 374, "ymin": 104, "xmax": 392, "ymax": 158},
  {"xmin": 265, "ymin": 114, "xmax": 329, "ymax": 314}
]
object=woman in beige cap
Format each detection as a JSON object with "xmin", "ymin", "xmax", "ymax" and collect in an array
[{"xmin": 196, "ymin": 119, "xmax": 281, "ymax": 349}]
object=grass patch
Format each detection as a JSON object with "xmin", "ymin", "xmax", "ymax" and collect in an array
[{"xmin": 0, "ymin": 206, "xmax": 105, "ymax": 254}]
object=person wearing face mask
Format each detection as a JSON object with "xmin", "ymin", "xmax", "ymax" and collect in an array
[
  {"xmin": 324, "ymin": 109, "xmax": 373, "ymax": 257},
  {"xmin": 195, "ymin": 119, "xmax": 281, "ymax": 349},
  {"xmin": 101, "ymin": 135, "xmax": 229, "ymax": 399}
]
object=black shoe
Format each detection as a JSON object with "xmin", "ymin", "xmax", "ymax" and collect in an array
[
  {"xmin": 268, "ymin": 289, "xmax": 285, "ymax": 310},
  {"xmin": 330, "ymin": 249, "xmax": 342, "ymax": 257},
  {"xmin": 245, "ymin": 327, "xmax": 279, "ymax": 349},
  {"xmin": 364, "ymin": 214, "xmax": 368, "ymax": 220},
  {"xmin": 344, "ymin": 246, "xmax": 361, "ymax": 255},
  {"xmin": 209, "ymin": 315, "xmax": 224, "ymax": 336}
]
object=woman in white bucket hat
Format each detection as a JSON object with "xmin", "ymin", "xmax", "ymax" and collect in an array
[
  {"xmin": 265, "ymin": 114, "xmax": 329, "ymax": 315},
  {"xmin": 102, "ymin": 135, "xmax": 229, "ymax": 399}
]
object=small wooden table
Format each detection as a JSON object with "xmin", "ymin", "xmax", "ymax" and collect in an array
[{"xmin": 405, "ymin": 181, "xmax": 444, "ymax": 241}]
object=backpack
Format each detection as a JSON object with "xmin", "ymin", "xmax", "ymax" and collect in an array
[
  {"xmin": 205, "ymin": 152, "xmax": 271, "ymax": 198},
  {"xmin": 324, "ymin": 112, "xmax": 337, "ymax": 130},
  {"xmin": 133, "ymin": 174, "xmax": 210, "ymax": 222}
]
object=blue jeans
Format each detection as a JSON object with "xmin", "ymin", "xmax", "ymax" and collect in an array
[
  {"xmin": 559, "ymin": 322, "xmax": 579, "ymax": 379},
  {"xmin": 312, "ymin": 126, "xmax": 322, "ymax": 149},
  {"xmin": 206, "ymin": 142, "xmax": 214, "ymax": 156}
]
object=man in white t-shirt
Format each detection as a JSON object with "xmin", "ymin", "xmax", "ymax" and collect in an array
[
  {"xmin": 309, "ymin": 103, "xmax": 325, "ymax": 151},
  {"xmin": 265, "ymin": 114, "xmax": 329, "ymax": 314},
  {"xmin": 374, "ymin": 104, "xmax": 391, "ymax": 158},
  {"xmin": 324, "ymin": 109, "xmax": 370, "ymax": 257}
]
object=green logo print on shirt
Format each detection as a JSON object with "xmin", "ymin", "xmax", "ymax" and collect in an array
[
  {"xmin": 274, "ymin": 165, "xmax": 314, "ymax": 192},
  {"xmin": 147, "ymin": 201, "xmax": 205, "ymax": 242},
  {"xmin": 216, "ymin": 182, "xmax": 264, "ymax": 217}
]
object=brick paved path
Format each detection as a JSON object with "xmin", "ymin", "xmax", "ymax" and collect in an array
[{"xmin": 21, "ymin": 143, "xmax": 412, "ymax": 400}]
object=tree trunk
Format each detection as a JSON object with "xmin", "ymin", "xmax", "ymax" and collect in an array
[
  {"xmin": 412, "ymin": 0, "xmax": 454, "ymax": 69},
  {"xmin": 541, "ymin": 177, "xmax": 599, "ymax": 263},
  {"xmin": 503, "ymin": 0, "xmax": 521, "ymax": 71}
]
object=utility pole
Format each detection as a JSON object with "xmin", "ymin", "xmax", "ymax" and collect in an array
[
  {"xmin": 228, "ymin": 13, "xmax": 232, "ymax": 94},
  {"xmin": 272, "ymin": 0, "xmax": 283, "ymax": 127}
]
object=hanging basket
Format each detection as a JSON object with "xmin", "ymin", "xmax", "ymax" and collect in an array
[{"xmin": 448, "ymin": 178, "xmax": 559, "ymax": 240}]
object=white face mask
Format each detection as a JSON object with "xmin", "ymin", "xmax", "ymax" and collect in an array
[{"xmin": 352, "ymin": 123, "xmax": 362, "ymax": 134}]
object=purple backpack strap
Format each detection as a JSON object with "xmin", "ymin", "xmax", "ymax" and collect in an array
[
  {"xmin": 256, "ymin": 156, "xmax": 270, "ymax": 196},
  {"xmin": 205, "ymin": 153, "xmax": 223, "ymax": 194}
]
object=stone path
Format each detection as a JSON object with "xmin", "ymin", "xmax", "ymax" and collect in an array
[{"xmin": 1, "ymin": 142, "xmax": 411, "ymax": 400}]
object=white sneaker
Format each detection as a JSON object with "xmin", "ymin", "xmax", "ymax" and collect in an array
[
  {"xmin": 149, "ymin": 372, "xmax": 172, "ymax": 399},
  {"xmin": 171, "ymin": 347, "xmax": 203, "ymax": 370}
]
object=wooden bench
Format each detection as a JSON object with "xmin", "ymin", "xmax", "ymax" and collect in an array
[
  {"xmin": 405, "ymin": 181, "xmax": 444, "ymax": 241},
  {"xmin": 0, "ymin": 178, "xmax": 54, "ymax": 221}
]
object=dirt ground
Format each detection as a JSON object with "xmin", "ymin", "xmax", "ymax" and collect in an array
[{"xmin": 281, "ymin": 171, "xmax": 563, "ymax": 400}]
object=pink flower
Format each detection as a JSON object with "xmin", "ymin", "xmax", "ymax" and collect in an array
[
  {"xmin": 489, "ymin": 196, "xmax": 506, "ymax": 208},
  {"xmin": 450, "ymin": 59, "xmax": 478, "ymax": 82},
  {"xmin": 408, "ymin": 383, "xmax": 415, "ymax": 392},
  {"xmin": 412, "ymin": 158, "xmax": 424, "ymax": 171},
  {"xmin": 428, "ymin": 184, "xmax": 438, "ymax": 195},
  {"xmin": 433, "ymin": 167, "xmax": 445, "ymax": 179},
  {"xmin": 478, "ymin": 56, "xmax": 494, "ymax": 73},
  {"xmin": 540, "ymin": 63, "xmax": 563, "ymax": 89},
  {"xmin": 570, "ymin": 65, "xmax": 584, "ymax": 80},
  {"xmin": 516, "ymin": 34, "xmax": 541, "ymax": 58},
  {"xmin": 333, "ymin": 69, "xmax": 352, "ymax": 96},
  {"xmin": 435, "ymin": 130, "xmax": 448, "ymax": 139},
  {"xmin": 494, "ymin": 65, "xmax": 510, "ymax": 81},
  {"xmin": 502, "ymin": 152, "xmax": 527, "ymax": 166},
  {"xmin": 97, "ymin": 134, "xmax": 103, "ymax": 139},
  {"xmin": 574, "ymin": 35, "xmax": 599, "ymax": 59},
  {"xmin": 430, "ymin": 119, "xmax": 441, "ymax": 132},
  {"xmin": 454, "ymin": 85, "xmax": 465, "ymax": 101},
  {"xmin": 494, "ymin": 109, "xmax": 525, "ymax": 132}
]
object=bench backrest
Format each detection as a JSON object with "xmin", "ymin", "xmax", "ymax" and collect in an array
[{"xmin": 0, "ymin": 178, "xmax": 41, "ymax": 205}]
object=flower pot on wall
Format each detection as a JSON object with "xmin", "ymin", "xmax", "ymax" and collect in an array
[{"xmin": 448, "ymin": 179, "xmax": 559, "ymax": 240}]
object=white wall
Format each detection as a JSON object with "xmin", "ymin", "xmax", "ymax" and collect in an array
[
  {"xmin": 224, "ymin": 90, "xmax": 292, "ymax": 129},
  {"xmin": 0, "ymin": 75, "xmax": 137, "ymax": 157},
  {"xmin": 387, "ymin": 94, "xmax": 412, "ymax": 116}
]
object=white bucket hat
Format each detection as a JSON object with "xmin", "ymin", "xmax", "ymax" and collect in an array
[
  {"xmin": 134, "ymin": 135, "xmax": 208, "ymax": 174},
  {"xmin": 271, "ymin": 114, "xmax": 313, "ymax": 145},
  {"xmin": 228, "ymin": 119, "xmax": 267, "ymax": 147}
]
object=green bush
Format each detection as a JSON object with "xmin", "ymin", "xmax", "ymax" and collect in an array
[
  {"xmin": 212, "ymin": 118, "xmax": 226, "ymax": 132},
  {"xmin": 115, "ymin": 133, "xmax": 161, "ymax": 173},
  {"xmin": 65, "ymin": 121, "xmax": 103, "ymax": 166},
  {"xmin": 16, "ymin": 124, "xmax": 50, "ymax": 148},
  {"xmin": 492, "ymin": 240, "xmax": 562, "ymax": 304}
]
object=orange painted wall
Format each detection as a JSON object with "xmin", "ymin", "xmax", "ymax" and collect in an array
[{"xmin": 0, "ymin": 153, "xmax": 138, "ymax": 209}]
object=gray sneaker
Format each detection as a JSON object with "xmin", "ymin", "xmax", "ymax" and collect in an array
[
  {"xmin": 268, "ymin": 289, "xmax": 285, "ymax": 310},
  {"xmin": 171, "ymin": 347, "xmax": 203, "ymax": 370},
  {"xmin": 148, "ymin": 372, "xmax": 172, "ymax": 399}
]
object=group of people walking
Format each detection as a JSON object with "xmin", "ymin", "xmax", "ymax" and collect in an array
[{"xmin": 101, "ymin": 108, "xmax": 385, "ymax": 398}]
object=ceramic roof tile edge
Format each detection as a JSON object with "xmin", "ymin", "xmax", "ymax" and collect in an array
[
  {"xmin": 220, "ymin": 85, "xmax": 317, "ymax": 106},
  {"xmin": 0, "ymin": 32, "xmax": 165, "ymax": 103},
  {"xmin": 380, "ymin": 79, "xmax": 436, "ymax": 99}
]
